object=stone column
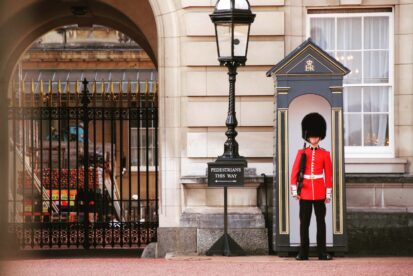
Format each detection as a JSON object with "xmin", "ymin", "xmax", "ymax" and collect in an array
[
  {"xmin": 396, "ymin": 1, "xmax": 413, "ymax": 173},
  {"xmin": 151, "ymin": 0, "xmax": 191, "ymax": 257}
]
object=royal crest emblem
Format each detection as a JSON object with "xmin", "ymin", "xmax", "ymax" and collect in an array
[{"xmin": 305, "ymin": 59, "xmax": 315, "ymax": 72}]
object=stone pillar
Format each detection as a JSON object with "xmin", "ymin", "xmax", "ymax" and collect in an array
[
  {"xmin": 151, "ymin": 0, "xmax": 188, "ymax": 257},
  {"xmin": 284, "ymin": 0, "xmax": 305, "ymax": 54},
  {"xmin": 396, "ymin": 1, "xmax": 413, "ymax": 173}
]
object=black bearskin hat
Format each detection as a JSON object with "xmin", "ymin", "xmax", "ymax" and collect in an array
[{"xmin": 301, "ymin": 112, "xmax": 327, "ymax": 141}]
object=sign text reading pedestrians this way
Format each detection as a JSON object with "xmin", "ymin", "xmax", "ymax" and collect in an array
[{"xmin": 208, "ymin": 162, "xmax": 245, "ymax": 187}]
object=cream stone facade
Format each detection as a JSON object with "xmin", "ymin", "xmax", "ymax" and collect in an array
[{"xmin": 0, "ymin": 0, "xmax": 412, "ymax": 256}]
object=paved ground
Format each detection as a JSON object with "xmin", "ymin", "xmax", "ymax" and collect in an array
[{"xmin": 1, "ymin": 255, "xmax": 413, "ymax": 276}]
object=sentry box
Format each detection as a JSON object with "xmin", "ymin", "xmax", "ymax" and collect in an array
[{"xmin": 266, "ymin": 38, "xmax": 350, "ymax": 256}]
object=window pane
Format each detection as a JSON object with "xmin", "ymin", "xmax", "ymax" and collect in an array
[
  {"xmin": 234, "ymin": 24, "xmax": 249, "ymax": 57},
  {"xmin": 140, "ymin": 151, "xmax": 147, "ymax": 166},
  {"xmin": 130, "ymin": 129, "xmax": 137, "ymax": 147},
  {"xmin": 149, "ymin": 129, "xmax": 155, "ymax": 148},
  {"xmin": 109, "ymin": 71, "xmax": 124, "ymax": 81},
  {"xmin": 137, "ymin": 70, "xmax": 157, "ymax": 81},
  {"xmin": 55, "ymin": 70, "xmax": 70, "ymax": 80},
  {"xmin": 344, "ymin": 114, "xmax": 362, "ymax": 146},
  {"xmin": 310, "ymin": 18, "xmax": 335, "ymax": 50},
  {"xmin": 23, "ymin": 70, "xmax": 40, "ymax": 81},
  {"xmin": 337, "ymin": 18, "xmax": 362, "ymax": 50},
  {"xmin": 336, "ymin": 51, "xmax": 362, "ymax": 84},
  {"xmin": 140, "ymin": 131, "xmax": 147, "ymax": 146},
  {"xmin": 344, "ymin": 87, "xmax": 362, "ymax": 112},
  {"xmin": 363, "ymin": 87, "xmax": 389, "ymax": 112},
  {"xmin": 364, "ymin": 17, "xmax": 389, "ymax": 49},
  {"xmin": 131, "ymin": 149, "xmax": 138, "ymax": 166},
  {"xmin": 95, "ymin": 71, "xmax": 110, "ymax": 81},
  {"xmin": 309, "ymin": 13, "xmax": 392, "ymax": 152},
  {"xmin": 235, "ymin": 0, "xmax": 249, "ymax": 9},
  {"xmin": 124, "ymin": 71, "xmax": 139, "ymax": 81},
  {"xmin": 38, "ymin": 70, "xmax": 55, "ymax": 80},
  {"xmin": 363, "ymin": 50, "xmax": 389, "ymax": 83},
  {"xmin": 364, "ymin": 114, "xmax": 389, "ymax": 146},
  {"xmin": 216, "ymin": 0, "xmax": 230, "ymax": 10},
  {"xmin": 148, "ymin": 150, "xmax": 154, "ymax": 166},
  {"xmin": 133, "ymin": 127, "xmax": 155, "ymax": 166},
  {"xmin": 217, "ymin": 23, "xmax": 232, "ymax": 57},
  {"xmin": 67, "ymin": 71, "xmax": 82, "ymax": 81}
]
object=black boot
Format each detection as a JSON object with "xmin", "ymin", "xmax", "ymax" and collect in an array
[
  {"xmin": 296, "ymin": 253, "xmax": 309, "ymax": 260},
  {"xmin": 296, "ymin": 250, "xmax": 309, "ymax": 260},
  {"xmin": 318, "ymin": 252, "xmax": 332, "ymax": 260}
]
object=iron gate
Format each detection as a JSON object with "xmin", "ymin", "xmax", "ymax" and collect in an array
[{"xmin": 8, "ymin": 79, "xmax": 158, "ymax": 249}]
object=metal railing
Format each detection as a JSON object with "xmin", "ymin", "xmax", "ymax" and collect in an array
[{"xmin": 8, "ymin": 78, "xmax": 158, "ymax": 249}]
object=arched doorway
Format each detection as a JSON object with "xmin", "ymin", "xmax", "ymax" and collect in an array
[{"xmin": 0, "ymin": 1, "xmax": 162, "ymax": 250}]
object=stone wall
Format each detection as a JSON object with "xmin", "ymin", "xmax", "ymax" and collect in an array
[
  {"xmin": 346, "ymin": 175, "xmax": 413, "ymax": 210},
  {"xmin": 347, "ymin": 211, "xmax": 413, "ymax": 256},
  {"xmin": 259, "ymin": 175, "xmax": 413, "ymax": 256},
  {"xmin": 181, "ymin": 0, "xmax": 284, "ymax": 177},
  {"xmin": 154, "ymin": 209, "xmax": 413, "ymax": 257}
]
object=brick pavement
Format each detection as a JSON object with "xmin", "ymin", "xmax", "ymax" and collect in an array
[{"xmin": 1, "ymin": 256, "xmax": 413, "ymax": 276}]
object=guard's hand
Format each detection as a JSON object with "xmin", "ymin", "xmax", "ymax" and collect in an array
[
  {"xmin": 325, "ymin": 188, "xmax": 332, "ymax": 204},
  {"xmin": 293, "ymin": 195, "xmax": 301, "ymax": 200}
]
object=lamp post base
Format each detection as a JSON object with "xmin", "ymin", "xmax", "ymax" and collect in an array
[
  {"xmin": 206, "ymin": 233, "xmax": 246, "ymax": 256},
  {"xmin": 215, "ymin": 156, "xmax": 248, "ymax": 167}
]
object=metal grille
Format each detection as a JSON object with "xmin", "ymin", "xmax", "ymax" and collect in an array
[{"xmin": 8, "ymin": 79, "xmax": 158, "ymax": 249}]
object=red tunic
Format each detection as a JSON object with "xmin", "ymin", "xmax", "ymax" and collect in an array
[{"xmin": 290, "ymin": 146, "xmax": 333, "ymax": 200}]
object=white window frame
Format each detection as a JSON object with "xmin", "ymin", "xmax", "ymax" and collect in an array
[
  {"xmin": 306, "ymin": 10, "xmax": 394, "ymax": 158},
  {"xmin": 130, "ymin": 127, "xmax": 156, "ymax": 172}
]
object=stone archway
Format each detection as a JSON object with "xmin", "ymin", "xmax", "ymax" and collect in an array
[
  {"xmin": 0, "ymin": 0, "xmax": 158, "ymax": 83},
  {"xmin": 0, "ymin": 0, "xmax": 183, "ymax": 253}
]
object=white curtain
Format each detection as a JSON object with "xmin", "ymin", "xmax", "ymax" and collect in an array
[
  {"xmin": 311, "ymin": 15, "xmax": 390, "ymax": 147},
  {"xmin": 364, "ymin": 17, "xmax": 389, "ymax": 49},
  {"xmin": 364, "ymin": 17, "xmax": 389, "ymax": 83},
  {"xmin": 310, "ymin": 18, "xmax": 335, "ymax": 50},
  {"xmin": 363, "ymin": 87, "xmax": 389, "ymax": 146},
  {"xmin": 343, "ymin": 87, "xmax": 362, "ymax": 146},
  {"xmin": 337, "ymin": 17, "xmax": 361, "ymax": 50}
]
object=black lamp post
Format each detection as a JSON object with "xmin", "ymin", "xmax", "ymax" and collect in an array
[
  {"xmin": 210, "ymin": 0, "xmax": 255, "ymax": 165},
  {"xmin": 206, "ymin": 0, "xmax": 255, "ymax": 256}
]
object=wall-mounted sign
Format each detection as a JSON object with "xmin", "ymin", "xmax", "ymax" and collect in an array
[{"xmin": 208, "ymin": 161, "xmax": 245, "ymax": 187}]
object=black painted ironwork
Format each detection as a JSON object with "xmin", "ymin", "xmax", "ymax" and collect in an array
[
  {"xmin": 207, "ymin": 0, "xmax": 256, "ymax": 256},
  {"xmin": 217, "ymin": 63, "xmax": 246, "ymax": 164},
  {"xmin": 206, "ymin": 185, "xmax": 246, "ymax": 256},
  {"xmin": 8, "ymin": 79, "xmax": 158, "ymax": 249}
]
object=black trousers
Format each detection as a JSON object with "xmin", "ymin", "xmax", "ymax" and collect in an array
[{"xmin": 299, "ymin": 199, "xmax": 326, "ymax": 256}]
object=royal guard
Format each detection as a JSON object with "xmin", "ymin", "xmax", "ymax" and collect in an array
[{"xmin": 291, "ymin": 112, "xmax": 333, "ymax": 260}]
